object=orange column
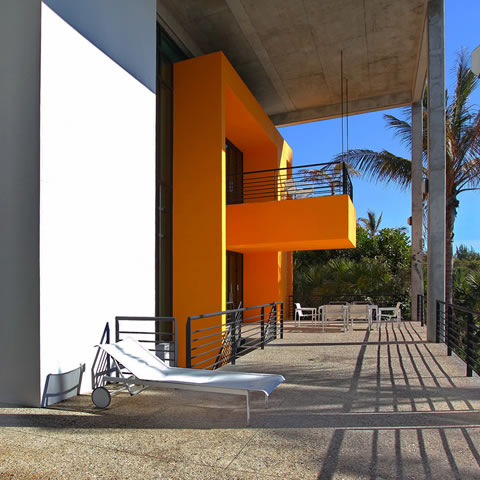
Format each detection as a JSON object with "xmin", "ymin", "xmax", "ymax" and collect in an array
[{"xmin": 173, "ymin": 53, "xmax": 225, "ymax": 367}]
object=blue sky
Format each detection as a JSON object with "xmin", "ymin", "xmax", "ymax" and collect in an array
[{"xmin": 279, "ymin": 0, "xmax": 480, "ymax": 251}]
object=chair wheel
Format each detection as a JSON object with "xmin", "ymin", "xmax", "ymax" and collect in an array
[{"xmin": 92, "ymin": 387, "xmax": 111, "ymax": 408}]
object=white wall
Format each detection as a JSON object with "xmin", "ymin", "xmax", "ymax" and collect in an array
[
  {"xmin": 0, "ymin": 0, "xmax": 41, "ymax": 406},
  {"xmin": 43, "ymin": 0, "xmax": 156, "ymax": 92},
  {"xmin": 40, "ymin": 5, "xmax": 156, "ymax": 392}
]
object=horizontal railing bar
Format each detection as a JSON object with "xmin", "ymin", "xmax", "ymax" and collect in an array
[
  {"xmin": 191, "ymin": 353, "xmax": 225, "ymax": 367},
  {"xmin": 116, "ymin": 317, "xmax": 175, "ymax": 321},
  {"xmin": 191, "ymin": 322, "xmax": 263, "ymax": 341},
  {"xmin": 191, "ymin": 337, "xmax": 226, "ymax": 351},
  {"xmin": 190, "ymin": 344, "xmax": 226, "ymax": 359},
  {"xmin": 189, "ymin": 302, "xmax": 281, "ymax": 321},
  {"xmin": 438, "ymin": 301, "xmax": 480, "ymax": 316},
  {"xmin": 191, "ymin": 330, "xmax": 225, "ymax": 342},
  {"xmin": 228, "ymin": 161, "xmax": 339, "ymax": 177},
  {"xmin": 117, "ymin": 330, "xmax": 172, "ymax": 336}
]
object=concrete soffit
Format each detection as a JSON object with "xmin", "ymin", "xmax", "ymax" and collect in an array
[
  {"xmin": 224, "ymin": 0, "xmax": 296, "ymax": 113},
  {"xmin": 157, "ymin": 0, "xmax": 428, "ymax": 127},
  {"xmin": 156, "ymin": 0, "xmax": 203, "ymax": 57},
  {"xmin": 271, "ymin": 91, "xmax": 413, "ymax": 127}
]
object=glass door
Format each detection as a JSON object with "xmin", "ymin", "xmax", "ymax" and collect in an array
[{"xmin": 226, "ymin": 251, "xmax": 243, "ymax": 310}]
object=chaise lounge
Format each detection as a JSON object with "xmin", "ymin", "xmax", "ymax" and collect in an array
[{"xmin": 92, "ymin": 337, "xmax": 285, "ymax": 425}]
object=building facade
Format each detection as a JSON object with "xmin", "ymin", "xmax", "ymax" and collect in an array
[{"xmin": 1, "ymin": 0, "xmax": 441, "ymax": 407}]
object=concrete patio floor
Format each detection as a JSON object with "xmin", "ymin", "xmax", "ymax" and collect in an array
[{"xmin": 1, "ymin": 321, "xmax": 480, "ymax": 479}]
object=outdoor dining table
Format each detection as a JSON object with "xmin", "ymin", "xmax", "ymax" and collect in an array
[{"xmin": 318, "ymin": 303, "xmax": 379, "ymax": 331}]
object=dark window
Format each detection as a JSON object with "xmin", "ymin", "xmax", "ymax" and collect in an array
[
  {"xmin": 156, "ymin": 25, "xmax": 187, "ymax": 317},
  {"xmin": 226, "ymin": 140, "xmax": 244, "ymax": 204}
]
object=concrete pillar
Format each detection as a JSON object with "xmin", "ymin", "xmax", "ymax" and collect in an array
[
  {"xmin": 426, "ymin": 0, "xmax": 446, "ymax": 341},
  {"xmin": 411, "ymin": 101, "xmax": 424, "ymax": 322},
  {"xmin": 0, "ymin": 0, "xmax": 41, "ymax": 405}
]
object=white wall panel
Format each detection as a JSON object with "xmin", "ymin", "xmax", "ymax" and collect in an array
[{"xmin": 40, "ymin": 5, "xmax": 155, "ymax": 392}]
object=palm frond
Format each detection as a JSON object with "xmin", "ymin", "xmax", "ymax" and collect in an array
[
  {"xmin": 449, "ymin": 50, "xmax": 479, "ymax": 137},
  {"xmin": 456, "ymin": 157, "xmax": 480, "ymax": 193},
  {"xmin": 384, "ymin": 114, "xmax": 412, "ymax": 149},
  {"xmin": 335, "ymin": 149, "xmax": 412, "ymax": 190}
]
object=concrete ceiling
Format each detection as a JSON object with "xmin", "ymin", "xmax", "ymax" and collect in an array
[{"xmin": 158, "ymin": 0, "xmax": 428, "ymax": 126}]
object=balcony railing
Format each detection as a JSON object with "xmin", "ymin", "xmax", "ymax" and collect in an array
[
  {"xmin": 436, "ymin": 301, "xmax": 480, "ymax": 377},
  {"xmin": 226, "ymin": 161, "xmax": 353, "ymax": 205},
  {"xmin": 186, "ymin": 302, "xmax": 284, "ymax": 369}
]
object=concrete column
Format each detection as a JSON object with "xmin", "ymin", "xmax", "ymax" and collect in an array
[
  {"xmin": 411, "ymin": 101, "xmax": 424, "ymax": 322},
  {"xmin": 0, "ymin": 0, "xmax": 41, "ymax": 405},
  {"xmin": 426, "ymin": 0, "xmax": 446, "ymax": 341}
]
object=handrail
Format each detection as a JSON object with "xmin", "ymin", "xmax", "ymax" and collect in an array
[
  {"xmin": 186, "ymin": 302, "xmax": 284, "ymax": 369},
  {"xmin": 436, "ymin": 300, "xmax": 480, "ymax": 377},
  {"xmin": 226, "ymin": 161, "xmax": 353, "ymax": 204}
]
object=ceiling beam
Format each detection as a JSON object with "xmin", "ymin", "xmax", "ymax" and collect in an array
[{"xmin": 270, "ymin": 90, "xmax": 412, "ymax": 126}]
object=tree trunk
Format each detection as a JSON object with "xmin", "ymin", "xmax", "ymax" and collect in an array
[{"xmin": 445, "ymin": 195, "xmax": 458, "ymax": 305}]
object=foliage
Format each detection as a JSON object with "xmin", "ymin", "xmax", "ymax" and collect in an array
[
  {"xmin": 453, "ymin": 245, "xmax": 480, "ymax": 311},
  {"xmin": 294, "ymin": 223, "xmax": 411, "ymax": 313},
  {"xmin": 358, "ymin": 210, "xmax": 383, "ymax": 237}
]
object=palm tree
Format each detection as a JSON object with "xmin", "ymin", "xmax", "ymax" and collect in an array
[
  {"xmin": 358, "ymin": 210, "xmax": 383, "ymax": 237},
  {"xmin": 336, "ymin": 51, "xmax": 480, "ymax": 304}
]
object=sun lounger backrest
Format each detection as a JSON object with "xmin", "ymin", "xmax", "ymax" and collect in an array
[{"xmin": 98, "ymin": 337, "xmax": 170, "ymax": 381}]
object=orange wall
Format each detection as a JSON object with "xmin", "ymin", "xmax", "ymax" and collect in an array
[
  {"xmin": 243, "ymin": 251, "xmax": 288, "ymax": 325},
  {"xmin": 227, "ymin": 195, "xmax": 356, "ymax": 252},
  {"xmin": 243, "ymin": 252, "xmax": 278, "ymax": 314}
]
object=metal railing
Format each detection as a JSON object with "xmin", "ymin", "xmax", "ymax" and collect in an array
[
  {"xmin": 226, "ymin": 161, "xmax": 353, "ymax": 205},
  {"xmin": 417, "ymin": 294, "xmax": 425, "ymax": 326},
  {"xmin": 115, "ymin": 316, "xmax": 177, "ymax": 366},
  {"xmin": 436, "ymin": 301, "xmax": 480, "ymax": 377},
  {"xmin": 186, "ymin": 302, "xmax": 284, "ymax": 369}
]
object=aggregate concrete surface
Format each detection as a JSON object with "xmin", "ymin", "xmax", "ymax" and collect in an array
[{"xmin": 1, "ymin": 322, "xmax": 480, "ymax": 479}]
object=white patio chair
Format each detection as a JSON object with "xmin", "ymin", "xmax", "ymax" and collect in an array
[
  {"xmin": 282, "ymin": 178, "xmax": 315, "ymax": 199},
  {"xmin": 348, "ymin": 303, "xmax": 377, "ymax": 331},
  {"xmin": 319, "ymin": 304, "xmax": 349, "ymax": 332},
  {"xmin": 379, "ymin": 302, "xmax": 402, "ymax": 325},
  {"xmin": 294, "ymin": 303, "xmax": 317, "ymax": 326}
]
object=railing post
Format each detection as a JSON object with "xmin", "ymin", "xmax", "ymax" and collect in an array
[
  {"xmin": 186, "ymin": 317, "xmax": 192, "ymax": 368},
  {"xmin": 231, "ymin": 313, "xmax": 237, "ymax": 365},
  {"xmin": 173, "ymin": 318, "xmax": 178, "ymax": 367},
  {"xmin": 280, "ymin": 302, "xmax": 284, "ymax": 339},
  {"xmin": 446, "ymin": 305, "xmax": 452, "ymax": 356},
  {"xmin": 273, "ymin": 303, "xmax": 278, "ymax": 340},
  {"xmin": 260, "ymin": 306, "xmax": 265, "ymax": 349},
  {"xmin": 274, "ymin": 170, "xmax": 277, "ymax": 200},
  {"xmin": 466, "ymin": 312, "xmax": 474, "ymax": 377},
  {"xmin": 436, "ymin": 301, "xmax": 440, "ymax": 343},
  {"xmin": 115, "ymin": 317, "xmax": 119, "ymax": 343},
  {"xmin": 417, "ymin": 295, "xmax": 421, "ymax": 326}
]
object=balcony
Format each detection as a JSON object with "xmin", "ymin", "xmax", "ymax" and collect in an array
[
  {"xmin": 226, "ymin": 161, "xmax": 354, "ymax": 205},
  {"xmin": 226, "ymin": 162, "xmax": 356, "ymax": 253}
]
